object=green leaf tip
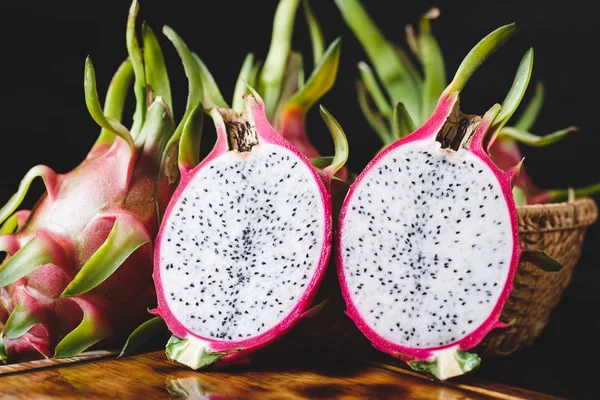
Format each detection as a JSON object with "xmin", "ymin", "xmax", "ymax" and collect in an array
[
  {"xmin": 258, "ymin": 0, "xmax": 302, "ymax": 120},
  {"xmin": 119, "ymin": 317, "xmax": 167, "ymax": 357},
  {"xmin": 2, "ymin": 302, "xmax": 41, "ymax": 340},
  {"xmin": 0, "ymin": 165, "xmax": 57, "ymax": 227},
  {"xmin": 546, "ymin": 182, "xmax": 600, "ymax": 203},
  {"xmin": 178, "ymin": 103, "xmax": 204, "ymax": 175},
  {"xmin": 492, "ymin": 48, "xmax": 534, "ymax": 133},
  {"xmin": 193, "ymin": 53, "xmax": 229, "ymax": 110},
  {"xmin": 165, "ymin": 335, "xmax": 224, "ymax": 370},
  {"xmin": 0, "ymin": 233, "xmax": 60, "ymax": 287},
  {"xmin": 162, "ymin": 26, "xmax": 204, "ymax": 159},
  {"xmin": 499, "ymin": 126, "xmax": 577, "ymax": 147},
  {"xmin": 61, "ymin": 214, "xmax": 150, "ymax": 298},
  {"xmin": 393, "ymin": 102, "xmax": 416, "ymax": 139},
  {"xmin": 94, "ymin": 58, "xmax": 135, "ymax": 150},
  {"xmin": 408, "ymin": 348, "xmax": 480, "ymax": 380},
  {"xmin": 126, "ymin": 0, "xmax": 147, "ymax": 138},
  {"xmin": 142, "ymin": 22, "xmax": 172, "ymax": 112},
  {"xmin": 418, "ymin": 8, "xmax": 446, "ymax": 122},
  {"xmin": 335, "ymin": 0, "xmax": 422, "ymax": 120},
  {"xmin": 54, "ymin": 302, "xmax": 110, "ymax": 358},
  {"xmin": 358, "ymin": 61, "xmax": 392, "ymax": 119},
  {"xmin": 285, "ymin": 38, "xmax": 342, "ymax": 114},
  {"xmin": 521, "ymin": 249, "xmax": 564, "ymax": 272},
  {"xmin": 303, "ymin": 0, "xmax": 325, "ymax": 66},
  {"xmin": 232, "ymin": 53, "xmax": 256, "ymax": 114},
  {"xmin": 446, "ymin": 23, "xmax": 519, "ymax": 95},
  {"xmin": 85, "ymin": 58, "xmax": 134, "ymax": 150},
  {"xmin": 319, "ymin": 106, "xmax": 349, "ymax": 177},
  {"xmin": 515, "ymin": 81, "xmax": 544, "ymax": 131},
  {"xmin": 356, "ymin": 80, "xmax": 393, "ymax": 145}
]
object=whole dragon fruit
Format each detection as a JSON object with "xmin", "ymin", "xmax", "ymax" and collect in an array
[
  {"xmin": 336, "ymin": 0, "xmax": 599, "ymax": 204},
  {"xmin": 336, "ymin": 24, "xmax": 563, "ymax": 380},
  {"xmin": 149, "ymin": 0, "xmax": 349, "ymax": 369},
  {"xmin": 0, "ymin": 0, "xmax": 202, "ymax": 361}
]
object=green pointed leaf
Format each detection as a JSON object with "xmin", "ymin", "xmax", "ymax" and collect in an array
[
  {"xmin": 405, "ymin": 25, "xmax": 420, "ymax": 58},
  {"xmin": 0, "ymin": 234, "xmax": 58, "ymax": 287},
  {"xmin": 521, "ymin": 249, "xmax": 563, "ymax": 272},
  {"xmin": 392, "ymin": 102, "xmax": 416, "ymax": 139},
  {"xmin": 61, "ymin": 214, "xmax": 150, "ymax": 298},
  {"xmin": 285, "ymin": 39, "xmax": 341, "ymax": 114},
  {"xmin": 162, "ymin": 27, "xmax": 204, "ymax": 158},
  {"xmin": 126, "ymin": 0, "xmax": 147, "ymax": 138},
  {"xmin": 310, "ymin": 156, "xmax": 334, "ymax": 170},
  {"xmin": 178, "ymin": 103, "xmax": 204, "ymax": 174},
  {"xmin": 303, "ymin": 0, "xmax": 325, "ymax": 65},
  {"xmin": 248, "ymin": 61, "xmax": 263, "ymax": 89},
  {"xmin": 94, "ymin": 59, "xmax": 135, "ymax": 149},
  {"xmin": 512, "ymin": 186, "xmax": 527, "ymax": 205},
  {"xmin": 319, "ymin": 106, "xmax": 348, "ymax": 177},
  {"xmin": 335, "ymin": 0, "xmax": 422, "ymax": 120},
  {"xmin": 546, "ymin": 183, "xmax": 600, "ymax": 203},
  {"xmin": 166, "ymin": 335, "xmax": 224, "ymax": 370},
  {"xmin": 142, "ymin": 23, "xmax": 172, "ymax": 112},
  {"xmin": 358, "ymin": 62, "xmax": 392, "ymax": 119},
  {"xmin": 499, "ymin": 126, "xmax": 577, "ymax": 147},
  {"xmin": 54, "ymin": 304, "xmax": 110, "ymax": 358},
  {"xmin": 2, "ymin": 302, "xmax": 41, "ymax": 339},
  {"xmin": 0, "ymin": 214, "xmax": 19, "ymax": 235},
  {"xmin": 232, "ymin": 53, "xmax": 256, "ymax": 114},
  {"xmin": 0, "ymin": 336, "xmax": 7, "ymax": 363},
  {"xmin": 408, "ymin": 349, "xmax": 480, "ymax": 380},
  {"xmin": 85, "ymin": 58, "xmax": 134, "ymax": 150},
  {"xmin": 119, "ymin": 317, "xmax": 167, "ymax": 357},
  {"xmin": 492, "ymin": 48, "xmax": 534, "ymax": 134},
  {"xmin": 258, "ymin": 0, "xmax": 301, "ymax": 120},
  {"xmin": 418, "ymin": 9, "xmax": 446, "ymax": 122},
  {"xmin": 357, "ymin": 81, "xmax": 393, "ymax": 145},
  {"xmin": 193, "ymin": 53, "xmax": 228, "ymax": 110},
  {"xmin": 514, "ymin": 82, "xmax": 544, "ymax": 131},
  {"xmin": 137, "ymin": 98, "xmax": 176, "ymax": 170},
  {"xmin": 273, "ymin": 52, "xmax": 304, "ymax": 125},
  {"xmin": 447, "ymin": 23, "xmax": 519, "ymax": 94}
]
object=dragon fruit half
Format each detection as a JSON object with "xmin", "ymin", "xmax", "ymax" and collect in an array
[
  {"xmin": 336, "ymin": 24, "xmax": 564, "ymax": 380},
  {"xmin": 150, "ymin": 1, "xmax": 349, "ymax": 369},
  {"xmin": 0, "ymin": 0, "xmax": 202, "ymax": 361},
  {"xmin": 336, "ymin": 0, "xmax": 599, "ymax": 205}
]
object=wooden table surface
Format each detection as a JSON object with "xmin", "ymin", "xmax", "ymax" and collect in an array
[{"xmin": 0, "ymin": 349, "xmax": 563, "ymax": 399}]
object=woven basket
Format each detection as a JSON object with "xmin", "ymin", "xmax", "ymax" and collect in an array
[
  {"xmin": 291, "ymin": 196, "xmax": 598, "ymax": 360},
  {"xmin": 478, "ymin": 196, "xmax": 598, "ymax": 356}
]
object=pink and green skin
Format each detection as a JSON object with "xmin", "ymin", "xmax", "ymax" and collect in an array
[{"xmin": 0, "ymin": 1, "xmax": 202, "ymax": 362}]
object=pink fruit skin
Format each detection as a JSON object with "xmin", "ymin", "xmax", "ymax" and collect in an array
[
  {"xmin": 152, "ymin": 97, "xmax": 333, "ymax": 363},
  {"xmin": 0, "ymin": 134, "xmax": 173, "ymax": 360},
  {"xmin": 336, "ymin": 93, "xmax": 521, "ymax": 362}
]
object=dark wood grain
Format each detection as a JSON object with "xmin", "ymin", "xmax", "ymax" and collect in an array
[{"xmin": 0, "ymin": 350, "xmax": 564, "ymax": 399}]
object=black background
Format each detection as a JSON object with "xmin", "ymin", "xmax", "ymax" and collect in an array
[{"xmin": 0, "ymin": 1, "xmax": 598, "ymax": 397}]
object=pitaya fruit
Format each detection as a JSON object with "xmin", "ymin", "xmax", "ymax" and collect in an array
[
  {"xmin": 336, "ymin": 0, "xmax": 599, "ymax": 204},
  {"xmin": 152, "ymin": 91, "xmax": 348, "ymax": 368},
  {"xmin": 150, "ymin": 2, "xmax": 349, "ymax": 368},
  {"xmin": 0, "ymin": 0, "xmax": 202, "ymax": 361},
  {"xmin": 336, "ymin": 24, "xmax": 564, "ymax": 380}
]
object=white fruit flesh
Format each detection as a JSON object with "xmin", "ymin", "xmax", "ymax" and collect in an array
[
  {"xmin": 159, "ymin": 143, "xmax": 326, "ymax": 341},
  {"xmin": 341, "ymin": 140, "xmax": 513, "ymax": 348}
]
